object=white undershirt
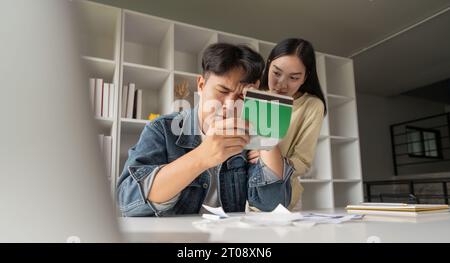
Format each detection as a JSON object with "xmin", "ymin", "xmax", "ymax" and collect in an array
[{"xmin": 198, "ymin": 124, "xmax": 221, "ymax": 214}]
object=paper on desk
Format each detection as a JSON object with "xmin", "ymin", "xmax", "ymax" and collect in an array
[
  {"xmin": 242, "ymin": 204, "xmax": 303, "ymax": 226},
  {"xmin": 201, "ymin": 205, "xmax": 230, "ymax": 219},
  {"xmin": 302, "ymin": 212, "xmax": 364, "ymax": 224},
  {"xmin": 200, "ymin": 204, "xmax": 363, "ymax": 226},
  {"xmin": 201, "ymin": 204, "xmax": 302, "ymax": 225}
]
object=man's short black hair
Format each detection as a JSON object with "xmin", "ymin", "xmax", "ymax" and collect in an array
[{"xmin": 201, "ymin": 43, "xmax": 264, "ymax": 84}]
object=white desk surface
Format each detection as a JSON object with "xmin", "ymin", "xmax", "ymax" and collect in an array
[{"xmin": 119, "ymin": 208, "xmax": 450, "ymax": 243}]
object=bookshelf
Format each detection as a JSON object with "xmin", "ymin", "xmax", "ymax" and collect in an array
[
  {"xmin": 77, "ymin": 1, "xmax": 121, "ymax": 196},
  {"xmin": 76, "ymin": 0, "xmax": 363, "ymax": 210}
]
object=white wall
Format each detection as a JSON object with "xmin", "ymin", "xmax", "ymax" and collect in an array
[{"xmin": 356, "ymin": 92, "xmax": 448, "ymax": 181}]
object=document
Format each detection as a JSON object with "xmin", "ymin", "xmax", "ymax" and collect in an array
[
  {"xmin": 241, "ymin": 89, "xmax": 293, "ymax": 150},
  {"xmin": 200, "ymin": 204, "xmax": 363, "ymax": 227}
]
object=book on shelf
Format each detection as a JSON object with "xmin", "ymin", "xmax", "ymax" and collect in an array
[
  {"xmin": 89, "ymin": 78, "xmax": 95, "ymax": 112},
  {"xmin": 346, "ymin": 203, "xmax": 450, "ymax": 217},
  {"xmin": 135, "ymin": 89, "xmax": 142, "ymax": 119},
  {"xmin": 103, "ymin": 135, "xmax": 112, "ymax": 181},
  {"xmin": 97, "ymin": 134, "xmax": 113, "ymax": 181},
  {"xmin": 108, "ymin": 83, "xmax": 115, "ymax": 118},
  {"xmin": 123, "ymin": 83, "xmax": 143, "ymax": 120},
  {"xmin": 95, "ymin": 78, "xmax": 103, "ymax": 118},
  {"xmin": 126, "ymin": 83, "xmax": 135, "ymax": 119},
  {"xmin": 98, "ymin": 134, "xmax": 104, "ymax": 153},
  {"xmin": 121, "ymin": 84, "xmax": 128, "ymax": 118},
  {"xmin": 102, "ymin": 83, "xmax": 109, "ymax": 118},
  {"xmin": 89, "ymin": 78, "xmax": 114, "ymax": 119}
]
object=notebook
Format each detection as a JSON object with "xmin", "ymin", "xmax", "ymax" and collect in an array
[
  {"xmin": 346, "ymin": 203, "xmax": 450, "ymax": 217},
  {"xmin": 241, "ymin": 89, "xmax": 293, "ymax": 150}
]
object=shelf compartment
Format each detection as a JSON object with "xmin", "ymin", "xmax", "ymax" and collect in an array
[
  {"xmin": 82, "ymin": 56, "xmax": 116, "ymax": 82},
  {"xmin": 324, "ymin": 56, "xmax": 355, "ymax": 98},
  {"xmin": 333, "ymin": 181, "xmax": 363, "ymax": 207},
  {"xmin": 299, "ymin": 182, "xmax": 334, "ymax": 211},
  {"xmin": 122, "ymin": 63, "xmax": 172, "ymax": 117},
  {"xmin": 123, "ymin": 11, "xmax": 173, "ymax": 69},
  {"xmin": 328, "ymin": 100, "xmax": 358, "ymax": 137},
  {"xmin": 174, "ymin": 72, "xmax": 200, "ymax": 111},
  {"xmin": 302, "ymin": 138, "xmax": 332, "ymax": 180},
  {"xmin": 95, "ymin": 117, "xmax": 114, "ymax": 135},
  {"xmin": 174, "ymin": 24, "xmax": 217, "ymax": 74},
  {"xmin": 330, "ymin": 140, "xmax": 362, "ymax": 180},
  {"xmin": 77, "ymin": 1, "xmax": 120, "ymax": 60}
]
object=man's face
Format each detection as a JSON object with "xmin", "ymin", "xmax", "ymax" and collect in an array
[{"xmin": 197, "ymin": 67, "xmax": 248, "ymax": 133}]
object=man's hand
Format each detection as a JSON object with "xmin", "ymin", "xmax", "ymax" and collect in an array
[{"xmin": 197, "ymin": 118, "xmax": 250, "ymax": 168}]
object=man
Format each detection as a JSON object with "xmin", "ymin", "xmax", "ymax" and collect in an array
[{"xmin": 117, "ymin": 43, "xmax": 294, "ymax": 217}]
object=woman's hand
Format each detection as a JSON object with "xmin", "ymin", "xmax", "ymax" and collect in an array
[
  {"xmin": 240, "ymin": 80, "xmax": 260, "ymax": 97},
  {"xmin": 247, "ymin": 150, "xmax": 260, "ymax": 164}
]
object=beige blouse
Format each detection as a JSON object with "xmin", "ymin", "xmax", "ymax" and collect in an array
[{"xmin": 278, "ymin": 92, "xmax": 325, "ymax": 210}]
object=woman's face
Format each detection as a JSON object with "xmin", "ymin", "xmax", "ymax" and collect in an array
[{"xmin": 268, "ymin": 55, "xmax": 307, "ymax": 97}]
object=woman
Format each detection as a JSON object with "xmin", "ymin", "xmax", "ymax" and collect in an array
[{"xmin": 247, "ymin": 38, "xmax": 327, "ymax": 210}]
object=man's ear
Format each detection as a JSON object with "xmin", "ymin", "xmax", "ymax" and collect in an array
[{"xmin": 197, "ymin": 75, "xmax": 205, "ymax": 93}]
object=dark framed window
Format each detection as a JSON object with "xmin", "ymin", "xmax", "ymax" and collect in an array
[{"xmin": 406, "ymin": 126, "xmax": 442, "ymax": 159}]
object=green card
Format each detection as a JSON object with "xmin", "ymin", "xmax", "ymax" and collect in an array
[{"xmin": 241, "ymin": 89, "xmax": 293, "ymax": 150}]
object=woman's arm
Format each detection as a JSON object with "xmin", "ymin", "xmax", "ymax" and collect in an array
[{"xmin": 288, "ymin": 100, "xmax": 325, "ymax": 176}]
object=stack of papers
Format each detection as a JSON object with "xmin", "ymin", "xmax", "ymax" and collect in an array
[
  {"xmin": 301, "ymin": 212, "xmax": 364, "ymax": 224},
  {"xmin": 200, "ymin": 204, "xmax": 363, "ymax": 227},
  {"xmin": 346, "ymin": 203, "xmax": 450, "ymax": 217},
  {"xmin": 242, "ymin": 205, "xmax": 303, "ymax": 226}
]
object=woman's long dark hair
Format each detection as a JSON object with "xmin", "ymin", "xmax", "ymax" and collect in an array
[{"xmin": 261, "ymin": 38, "xmax": 327, "ymax": 115}]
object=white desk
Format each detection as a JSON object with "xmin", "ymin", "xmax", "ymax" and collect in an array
[{"xmin": 119, "ymin": 209, "xmax": 450, "ymax": 243}]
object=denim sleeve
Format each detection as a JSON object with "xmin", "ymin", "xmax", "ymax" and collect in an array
[
  {"xmin": 247, "ymin": 157, "xmax": 295, "ymax": 211},
  {"xmin": 142, "ymin": 165, "xmax": 180, "ymax": 212},
  {"xmin": 116, "ymin": 120, "xmax": 173, "ymax": 217}
]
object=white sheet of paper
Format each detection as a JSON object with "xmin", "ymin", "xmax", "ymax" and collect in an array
[
  {"xmin": 243, "ymin": 204, "xmax": 303, "ymax": 226},
  {"xmin": 201, "ymin": 205, "xmax": 229, "ymax": 218},
  {"xmin": 199, "ymin": 204, "xmax": 362, "ymax": 226},
  {"xmin": 301, "ymin": 213, "xmax": 364, "ymax": 224}
]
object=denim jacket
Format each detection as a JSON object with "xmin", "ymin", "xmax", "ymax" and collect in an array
[{"xmin": 116, "ymin": 106, "xmax": 294, "ymax": 217}]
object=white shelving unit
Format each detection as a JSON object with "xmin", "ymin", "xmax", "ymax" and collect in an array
[
  {"xmin": 218, "ymin": 33, "xmax": 259, "ymax": 51},
  {"xmin": 299, "ymin": 52, "xmax": 363, "ymax": 209},
  {"xmin": 258, "ymin": 41, "xmax": 276, "ymax": 62},
  {"xmin": 174, "ymin": 24, "xmax": 217, "ymax": 74},
  {"xmin": 77, "ymin": 0, "xmax": 363, "ymax": 210},
  {"xmin": 301, "ymin": 182, "xmax": 334, "ymax": 210},
  {"xmin": 77, "ymin": 1, "xmax": 121, "ymax": 196}
]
